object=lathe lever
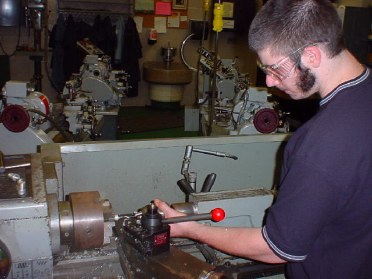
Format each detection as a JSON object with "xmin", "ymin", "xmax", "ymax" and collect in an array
[
  {"xmin": 0, "ymin": 151, "xmax": 31, "ymax": 173},
  {"xmin": 162, "ymin": 208, "xmax": 225, "ymax": 224},
  {"xmin": 201, "ymin": 173, "xmax": 217, "ymax": 192}
]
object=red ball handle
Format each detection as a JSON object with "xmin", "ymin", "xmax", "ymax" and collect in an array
[
  {"xmin": 162, "ymin": 207, "xmax": 226, "ymax": 224},
  {"xmin": 210, "ymin": 208, "xmax": 225, "ymax": 222}
]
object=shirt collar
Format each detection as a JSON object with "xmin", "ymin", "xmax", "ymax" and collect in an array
[{"xmin": 320, "ymin": 68, "xmax": 370, "ymax": 106}]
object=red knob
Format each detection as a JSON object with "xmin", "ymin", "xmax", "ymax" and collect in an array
[{"xmin": 210, "ymin": 208, "xmax": 225, "ymax": 222}]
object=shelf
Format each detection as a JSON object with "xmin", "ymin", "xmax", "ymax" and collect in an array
[
  {"xmin": 58, "ymin": 0, "xmax": 133, "ymax": 16},
  {"xmin": 61, "ymin": 0, "xmax": 130, "ymax": 2}
]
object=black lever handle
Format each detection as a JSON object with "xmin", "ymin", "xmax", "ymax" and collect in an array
[
  {"xmin": 177, "ymin": 179, "xmax": 195, "ymax": 195},
  {"xmin": 201, "ymin": 173, "xmax": 216, "ymax": 192}
]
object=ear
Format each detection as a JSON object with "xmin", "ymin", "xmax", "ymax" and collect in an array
[{"xmin": 301, "ymin": 45, "xmax": 321, "ymax": 68}]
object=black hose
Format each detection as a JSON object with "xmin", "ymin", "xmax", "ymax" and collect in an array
[
  {"xmin": 195, "ymin": 243, "xmax": 218, "ymax": 265},
  {"xmin": 27, "ymin": 108, "xmax": 73, "ymax": 142}
]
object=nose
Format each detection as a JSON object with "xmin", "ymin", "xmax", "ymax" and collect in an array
[{"xmin": 266, "ymin": 75, "xmax": 280, "ymax": 87}]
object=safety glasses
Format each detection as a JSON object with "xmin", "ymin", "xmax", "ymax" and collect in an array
[{"xmin": 257, "ymin": 44, "xmax": 315, "ymax": 82}]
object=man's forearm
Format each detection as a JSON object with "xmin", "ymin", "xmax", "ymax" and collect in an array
[
  {"xmin": 154, "ymin": 199, "xmax": 285, "ymax": 263},
  {"xmin": 182, "ymin": 222, "xmax": 285, "ymax": 263}
]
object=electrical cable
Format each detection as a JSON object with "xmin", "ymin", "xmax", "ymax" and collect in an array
[
  {"xmin": 43, "ymin": 2, "xmax": 63, "ymax": 96},
  {"xmin": 208, "ymin": 2, "xmax": 223, "ymax": 135},
  {"xmin": 194, "ymin": 4, "xmax": 209, "ymax": 107},
  {"xmin": 198, "ymin": 9, "xmax": 210, "ymax": 108}
]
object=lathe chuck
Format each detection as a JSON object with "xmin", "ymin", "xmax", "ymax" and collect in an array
[{"xmin": 57, "ymin": 191, "xmax": 106, "ymax": 251}]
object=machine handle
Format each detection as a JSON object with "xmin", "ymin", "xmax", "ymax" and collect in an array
[
  {"xmin": 177, "ymin": 179, "xmax": 195, "ymax": 194},
  {"xmin": 162, "ymin": 208, "xmax": 225, "ymax": 224},
  {"xmin": 201, "ymin": 173, "xmax": 217, "ymax": 192},
  {"xmin": 0, "ymin": 151, "xmax": 31, "ymax": 174}
]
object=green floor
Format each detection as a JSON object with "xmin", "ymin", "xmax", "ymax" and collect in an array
[{"xmin": 117, "ymin": 106, "xmax": 200, "ymax": 140}]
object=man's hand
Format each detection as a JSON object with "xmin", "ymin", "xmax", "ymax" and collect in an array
[
  {"xmin": 153, "ymin": 198, "xmax": 199, "ymax": 238},
  {"xmin": 153, "ymin": 199, "xmax": 283, "ymax": 263}
]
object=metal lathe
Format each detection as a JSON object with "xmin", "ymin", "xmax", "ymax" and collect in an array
[{"xmin": 0, "ymin": 135, "xmax": 288, "ymax": 278}]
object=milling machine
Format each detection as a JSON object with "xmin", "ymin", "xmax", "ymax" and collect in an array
[
  {"xmin": 188, "ymin": 47, "xmax": 289, "ymax": 136},
  {"xmin": 0, "ymin": 81, "xmax": 70, "ymax": 155},
  {"xmin": 61, "ymin": 54, "xmax": 129, "ymax": 141},
  {"xmin": 0, "ymin": 52, "xmax": 130, "ymax": 156},
  {"xmin": 61, "ymin": 54, "xmax": 129, "ymax": 106}
]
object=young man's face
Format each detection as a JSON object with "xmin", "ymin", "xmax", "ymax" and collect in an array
[{"xmin": 257, "ymin": 47, "xmax": 318, "ymax": 100}]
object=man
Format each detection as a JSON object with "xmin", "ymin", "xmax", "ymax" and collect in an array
[{"xmin": 155, "ymin": 0, "xmax": 372, "ymax": 278}]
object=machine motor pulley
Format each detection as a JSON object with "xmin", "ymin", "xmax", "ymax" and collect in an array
[{"xmin": 0, "ymin": 81, "xmax": 52, "ymax": 133}]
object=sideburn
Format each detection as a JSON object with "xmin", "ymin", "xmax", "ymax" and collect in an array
[{"xmin": 296, "ymin": 64, "xmax": 316, "ymax": 93}]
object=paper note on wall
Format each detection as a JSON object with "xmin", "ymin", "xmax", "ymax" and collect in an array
[
  {"xmin": 135, "ymin": 0, "xmax": 154, "ymax": 12},
  {"xmin": 167, "ymin": 12, "xmax": 180, "ymax": 28},
  {"xmin": 155, "ymin": 2, "xmax": 172, "ymax": 15},
  {"xmin": 155, "ymin": 17, "xmax": 167, "ymax": 33},
  {"xmin": 223, "ymin": 2, "xmax": 234, "ymax": 18}
]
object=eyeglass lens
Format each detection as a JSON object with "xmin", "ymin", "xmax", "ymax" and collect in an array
[{"xmin": 261, "ymin": 58, "xmax": 297, "ymax": 81}]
